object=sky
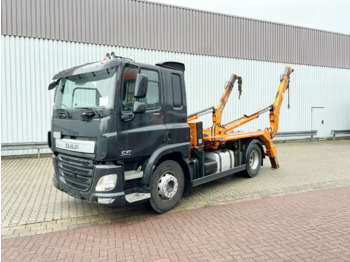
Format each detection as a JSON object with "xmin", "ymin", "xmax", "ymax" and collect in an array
[{"xmin": 150, "ymin": 0, "xmax": 350, "ymax": 35}]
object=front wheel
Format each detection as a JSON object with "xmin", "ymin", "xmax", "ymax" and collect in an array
[
  {"xmin": 243, "ymin": 143, "xmax": 262, "ymax": 178},
  {"xmin": 149, "ymin": 160, "xmax": 185, "ymax": 213}
]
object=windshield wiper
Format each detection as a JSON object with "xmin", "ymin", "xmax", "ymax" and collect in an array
[
  {"xmin": 75, "ymin": 107, "xmax": 102, "ymax": 120},
  {"xmin": 56, "ymin": 109, "xmax": 72, "ymax": 119}
]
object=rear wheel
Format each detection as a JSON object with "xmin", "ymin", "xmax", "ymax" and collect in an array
[
  {"xmin": 244, "ymin": 143, "xmax": 262, "ymax": 178},
  {"xmin": 149, "ymin": 160, "xmax": 184, "ymax": 213}
]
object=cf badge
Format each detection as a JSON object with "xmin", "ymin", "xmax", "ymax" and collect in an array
[{"xmin": 121, "ymin": 150, "xmax": 132, "ymax": 156}]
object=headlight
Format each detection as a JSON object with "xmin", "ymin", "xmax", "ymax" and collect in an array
[{"xmin": 95, "ymin": 174, "xmax": 118, "ymax": 192}]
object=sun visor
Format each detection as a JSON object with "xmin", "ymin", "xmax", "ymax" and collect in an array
[{"xmin": 52, "ymin": 59, "xmax": 121, "ymax": 80}]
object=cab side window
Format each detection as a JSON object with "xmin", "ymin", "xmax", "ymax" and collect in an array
[
  {"xmin": 171, "ymin": 73, "xmax": 182, "ymax": 108},
  {"xmin": 122, "ymin": 66, "xmax": 138, "ymax": 112},
  {"xmin": 140, "ymin": 69, "xmax": 160, "ymax": 110}
]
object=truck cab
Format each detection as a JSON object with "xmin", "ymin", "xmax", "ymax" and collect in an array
[{"xmin": 49, "ymin": 56, "xmax": 191, "ymax": 213}]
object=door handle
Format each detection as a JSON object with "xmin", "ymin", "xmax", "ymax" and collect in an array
[{"xmin": 164, "ymin": 132, "xmax": 171, "ymax": 141}]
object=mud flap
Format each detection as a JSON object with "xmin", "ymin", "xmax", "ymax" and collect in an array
[{"xmin": 269, "ymin": 157, "xmax": 279, "ymax": 169}]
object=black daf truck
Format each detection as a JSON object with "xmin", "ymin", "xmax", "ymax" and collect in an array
[{"xmin": 48, "ymin": 55, "xmax": 268, "ymax": 213}]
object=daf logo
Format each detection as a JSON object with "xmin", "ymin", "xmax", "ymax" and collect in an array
[
  {"xmin": 66, "ymin": 143, "xmax": 79, "ymax": 150},
  {"xmin": 56, "ymin": 139, "xmax": 95, "ymax": 153}
]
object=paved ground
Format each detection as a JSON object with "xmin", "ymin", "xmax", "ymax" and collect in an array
[
  {"xmin": 2, "ymin": 186, "xmax": 350, "ymax": 261},
  {"xmin": 2, "ymin": 140, "xmax": 350, "ymax": 240}
]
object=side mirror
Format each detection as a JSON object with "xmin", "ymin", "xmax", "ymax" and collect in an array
[
  {"xmin": 133, "ymin": 101, "xmax": 146, "ymax": 114},
  {"xmin": 134, "ymin": 74, "xmax": 148, "ymax": 98},
  {"xmin": 48, "ymin": 79, "xmax": 60, "ymax": 90}
]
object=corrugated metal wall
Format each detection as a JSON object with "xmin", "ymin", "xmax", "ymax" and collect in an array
[
  {"xmin": 2, "ymin": 36, "xmax": 350, "ymax": 155},
  {"xmin": 1, "ymin": 0, "xmax": 350, "ymax": 69}
]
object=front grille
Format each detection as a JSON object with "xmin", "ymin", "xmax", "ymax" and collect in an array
[{"xmin": 57, "ymin": 154, "xmax": 94, "ymax": 191}]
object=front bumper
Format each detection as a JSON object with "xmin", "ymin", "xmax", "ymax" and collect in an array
[
  {"xmin": 52, "ymin": 154, "xmax": 149, "ymax": 207},
  {"xmin": 53, "ymin": 176, "xmax": 127, "ymax": 207}
]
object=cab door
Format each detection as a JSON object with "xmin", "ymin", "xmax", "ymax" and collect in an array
[{"xmin": 117, "ymin": 65, "xmax": 167, "ymax": 160}]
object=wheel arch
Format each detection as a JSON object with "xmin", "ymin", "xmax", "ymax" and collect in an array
[
  {"xmin": 143, "ymin": 143, "xmax": 191, "ymax": 186},
  {"xmin": 242, "ymin": 138, "xmax": 265, "ymax": 166},
  {"xmin": 155, "ymin": 153, "xmax": 191, "ymax": 191}
]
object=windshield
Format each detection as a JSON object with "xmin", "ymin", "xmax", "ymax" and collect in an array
[{"xmin": 54, "ymin": 67, "xmax": 118, "ymax": 110}]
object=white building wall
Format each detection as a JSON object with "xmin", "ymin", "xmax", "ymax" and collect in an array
[{"xmin": 2, "ymin": 36, "xmax": 350, "ymax": 155}]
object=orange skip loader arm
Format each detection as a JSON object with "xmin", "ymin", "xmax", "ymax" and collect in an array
[{"xmin": 188, "ymin": 66, "xmax": 294, "ymax": 169}]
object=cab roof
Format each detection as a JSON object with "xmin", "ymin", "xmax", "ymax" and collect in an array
[{"xmin": 52, "ymin": 57, "xmax": 185, "ymax": 80}]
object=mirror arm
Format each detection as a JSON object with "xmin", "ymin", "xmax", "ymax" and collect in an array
[{"xmin": 48, "ymin": 79, "xmax": 60, "ymax": 90}]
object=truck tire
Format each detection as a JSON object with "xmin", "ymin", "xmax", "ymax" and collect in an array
[
  {"xmin": 149, "ymin": 160, "xmax": 185, "ymax": 213},
  {"xmin": 243, "ymin": 143, "xmax": 262, "ymax": 178}
]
